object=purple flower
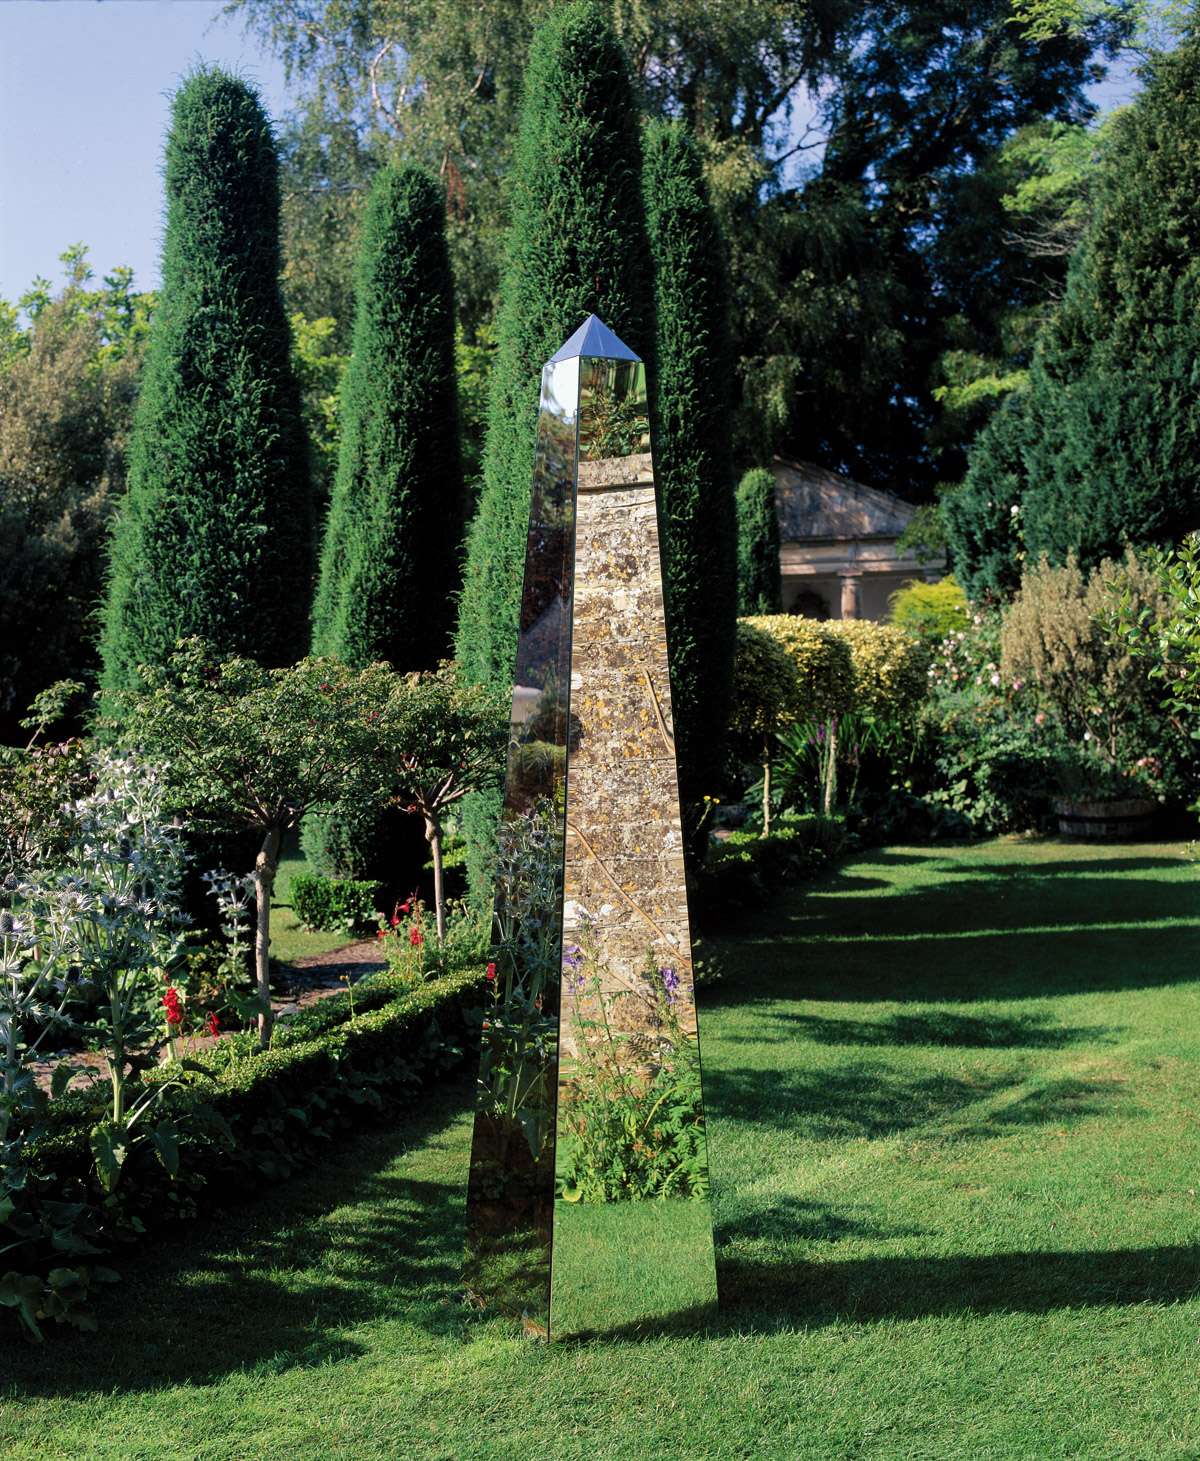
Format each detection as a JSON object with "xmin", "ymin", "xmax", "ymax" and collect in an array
[
  {"xmin": 562, "ymin": 944, "xmax": 584, "ymax": 972},
  {"xmin": 662, "ymin": 967, "xmax": 680, "ymax": 1004}
]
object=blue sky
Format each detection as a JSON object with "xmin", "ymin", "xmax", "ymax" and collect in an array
[
  {"xmin": 0, "ymin": 0, "xmax": 289, "ymax": 303},
  {"xmin": 0, "ymin": 1, "xmax": 1145, "ymax": 309}
]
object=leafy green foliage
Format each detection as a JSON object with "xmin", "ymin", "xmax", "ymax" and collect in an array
[
  {"xmin": 454, "ymin": 1, "xmax": 654, "ymax": 899},
  {"xmin": 290, "ymin": 874, "xmax": 383, "ymax": 935},
  {"xmin": 1103, "ymin": 532, "xmax": 1200, "ymax": 714},
  {"xmin": 0, "ymin": 249, "xmax": 151, "ymax": 742},
  {"xmin": 384, "ymin": 662, "xmax": 508, "ymax": 935},
  {"xmin": 954, "ymin": 33, "xmax": 1200, "ymax": 593},
  {"xmin": 99, "ymin": 67, "xmax": 313, "ymax": 695},
  {"xmin": 643, "ymin": 119, "xmax": 739, "ymax": 863},
  {"xmin": 888, "ymin": 575, "xmax": 970, "ymax": 641},
  {"xmin": 109, "ymin": 639, "xmax": 411, "ymax": 1044},
  {"xmin": 736, "ymin": 467, "xmax": 783, "ymax": 616},
  {"xmin": 311, "ymin": 162, "xmax": 464, "ymax": 672}
]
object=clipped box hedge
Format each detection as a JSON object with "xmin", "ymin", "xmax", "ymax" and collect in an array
[{"xmin": 289, "ymin": 871, "xmax": 384, "ymax": 933}]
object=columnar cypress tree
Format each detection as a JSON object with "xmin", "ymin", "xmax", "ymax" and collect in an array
[
  {"xmin": 454, "ymin": 2, "xmax": 654, "ymax": 899},
  {"xmin": 100, "ymin": 67, "xmax": 312, "ymax": 693},
  {"xmin": 311, "ymin": 162, "xmax": 463, "ymax": 669},
  {"xmin": 454, "ymin": 1, "xmax": 654, "ymax": 697},
  {"xmin": 951, "ymin": 32, "xmax": 1200, "ymax": 594},
  {"xmin": 736, "ymin": 466, "xmax": 783, "ymax": 616},
  {"xmin": 643, "ymin": 118, "xmax": 739, "ymax": 860},
  {"xmin": 305, "ymin": 161, "xmax": 462, "ymax": 887}
]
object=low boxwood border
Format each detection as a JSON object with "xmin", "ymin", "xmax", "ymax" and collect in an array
[{"xmin": 4, "ymin": 967, "xmax": 487, "ymax": 1341}]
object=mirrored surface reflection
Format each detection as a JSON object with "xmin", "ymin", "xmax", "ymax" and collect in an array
[
  {"xmin": 550, "ymin": 352, "xmax": 717, "ymax": 1338},
  {"xmin": 463, "ymin": 356, "xmax": 579, "ymax": 1328}
]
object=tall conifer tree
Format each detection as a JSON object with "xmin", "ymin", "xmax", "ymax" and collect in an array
[
  {"xmin": 311, "ymin": 162, "xmax": 463, "ymax": 668},
  {"xmin": 100, "ymin": 67, "xmax": 312, "ymax": 692},
  {"xmin": 305, "ymin": 161, "xmax": 462, "ymax": 886},
  {"xmin": 643, "ymin": 119, "xmax": 738, "ymax": 859},
  {"xmin": 951, "ymin": 32, "xmax": 1200, "ymax": 596},
  {"xmin": 736, "ymin": 466, "xmax": 784, "ymax": 616},
  {"xmin": 454, "ymin": 2, "xmax": 654, "ymax": 898},
  {"xmin": 454, "ymin": 1, "xmax": 654, "ymax": 696}
]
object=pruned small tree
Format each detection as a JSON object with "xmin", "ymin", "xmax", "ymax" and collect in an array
[
  {"xmin": 111, "ymin": 640, "xmax": 408, "ymax": 1047},
  {"xmin": 729, "ymin": 621, "xmax": 801, "ymax": 836},
  {"xmin": 386, "ymin": 662, "xmax": 508, "ymax": 940}
]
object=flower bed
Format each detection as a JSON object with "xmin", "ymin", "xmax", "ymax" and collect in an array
[{"xmin": 3, "ymin": 965, "xmax": 486, "ymax": 1341}]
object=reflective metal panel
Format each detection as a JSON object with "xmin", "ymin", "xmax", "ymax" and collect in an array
[
  {"xmin": 550, "ymin": 352, "xmax": 717, "ymax": 1338},
  {"xmin": 463, "ymin": 323, "xmax": 717, "ymax": 1339},
  {"xmin": 463, "ymin": 356, "xmax": 579, "ymax": 1329}
]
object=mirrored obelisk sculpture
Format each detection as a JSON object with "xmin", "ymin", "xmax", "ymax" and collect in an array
[{"xmin": 464, "ymin": 316, "xmax": 717, "ymax": 1338}]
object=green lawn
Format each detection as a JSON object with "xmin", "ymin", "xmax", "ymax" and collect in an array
[
  {"xmin": 266, "ymin": 831, "xmax": 357, "ymax": 966},
  {"xmin": 4, "ymin": 835, "xmax": 1200, "ymax": 1459}
]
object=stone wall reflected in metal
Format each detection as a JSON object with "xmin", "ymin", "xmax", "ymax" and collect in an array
[{"xmin": 464, "ymin": 317, "xmax": 717, "ymax": 1338}]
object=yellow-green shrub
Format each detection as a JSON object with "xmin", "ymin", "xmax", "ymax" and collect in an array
[
  {"xmin": 999, "ymin": 551, "xmax": 1171, "ymax": 754},
  {"xmin": 823, "ymin": 619, "xmax": 932, "ymax": 717},
  {"xmin": 743, "ymin": 614, "xmax": 855, "ymax": 720},
  {"xmin": 730, "ymin": 620, "xmax": 800, "ymax": 736},
  {"xmin": 888, "ymin": 575, "xmax": 969, "ymax": 641}
]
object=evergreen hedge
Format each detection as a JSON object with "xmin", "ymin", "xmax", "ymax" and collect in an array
[
  {"xmin": 311, "ymin": 162, "xmax": 463, "ymax": 670},
  {"xmin": 100, "ymin": 67, "xmax": 312, "ymax": 693},
  {"xmin": 643, "ymin": 119, "xmax": 739, "ymax": 864}
]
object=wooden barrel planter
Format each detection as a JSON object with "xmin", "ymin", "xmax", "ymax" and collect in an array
[{"xmin": 1052, "ymin": 797, "xmax": 1157, "ymax": 839}]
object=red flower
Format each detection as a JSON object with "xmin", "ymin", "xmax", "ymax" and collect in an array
[
  {"xmin": 410, "ymin": 926, "xmax": 424, "ymax": 948},
  {"xmin": 206, "ymin": 1010, "xmax": 221, "ymax": 1038},
  {"xmin": 376, "ymin": 929, "xmax": 385, "ymax": 940},
  {"xmin": 486, "ymin": 963, "xmax": 496, "ymax": 982},
  {"xmin": 162, "ymin": 987, "xmax": 183, "ymax": 1027},
  {"xmin": 390, "ymin": 915, "xmax": 400, "ymax": 927}
]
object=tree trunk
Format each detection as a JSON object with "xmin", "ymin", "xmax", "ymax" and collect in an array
[
  {"xmin": 425, "ymin": 814, "xmax": 446, "ymax": 942},
  {"xmin": 762, "ymin": 733, "xmax": 772, "ymax": 838},
  {"xmin": 252, "ymin": 825, "xmax": 282, "ymax": 1049},
  {"xmin": 823, "ymin": 719, "xmax": 839, "ymax": 818}
]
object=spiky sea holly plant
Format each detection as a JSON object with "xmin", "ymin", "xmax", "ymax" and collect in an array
[{"xmin": 50, "ymin": 752, "xmax": 193, "ymax": 1191}]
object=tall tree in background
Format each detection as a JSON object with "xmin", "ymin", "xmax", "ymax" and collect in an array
[
  {"xmin": 99, "ymin": 67, "xmax": 313, "ymax": 695},
  {"xmin": 736, "ymin": 467, "xmax": 784, "ymax": 616},
  {"xmin": 949, "ymin": 28, "xmax": 1200, "ymax": 598},
  {"xmin": 643, "ymin": 119, "xmax": 738, "ymax": 860},
  {"xmin": 0, "ymin": 251, "xmax": 151, "ymax": 741},
  {"xmin": 311, "ymin": 161, "xmax": 463, "ymax": 670},
  {"xmin": 454, "ymin": 1, "xmax": 655, "ymax": 897},
  {"xmin": 455, "ymin": 1, "xmax": 654, "ymax": 694},
  {"xmin": 305, "ymin": 160, "xmax": 463, "ymax": 886},
  {"xmin": 230, "ymin": 0, "xmax": 1131, "ymax": 496}
]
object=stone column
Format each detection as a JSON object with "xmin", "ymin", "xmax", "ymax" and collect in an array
[{"xmin": 839, "ymin": 570, "xmax": 862, "ymax": 620}]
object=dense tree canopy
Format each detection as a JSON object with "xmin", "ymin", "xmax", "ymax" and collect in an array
[
  {"xmin": 0, "ymin": 250, "xmax": 153, "ymax": 741},
  {"xmin": 230, "ymin": 0, "xmax": 1131, "ymax": 492},
  {"xmin": 949, "ymin": 27, "xmax": 1200, "ymax": 598}
]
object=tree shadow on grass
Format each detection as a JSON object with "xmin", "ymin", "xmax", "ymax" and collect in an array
[
  {"xmin": 714, "ymin": 1242, "xmax": 1200, "ymax": 1331},
  {"xmin": 772, "ymin": 1009, "xmax": 1113, "ymax": 1049},
  {"xmin": 713, "ymin": 1194, "xmax": 932, "ymax": 1247},
  {"xmin": 1, "ymin": 1075, "xmax": 479, "ymax": 1397},
  {"xmin": 704, "ymin": 1063, "xmax": 1027, "ymax": 1142},
  {"xmin": 706, "ymin": 1060, "xmax": 1130, "ymax": 1145},
  {"xmin": 548, "ymin": 1243, "xmax": 1200, "ymax": 1345}
]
